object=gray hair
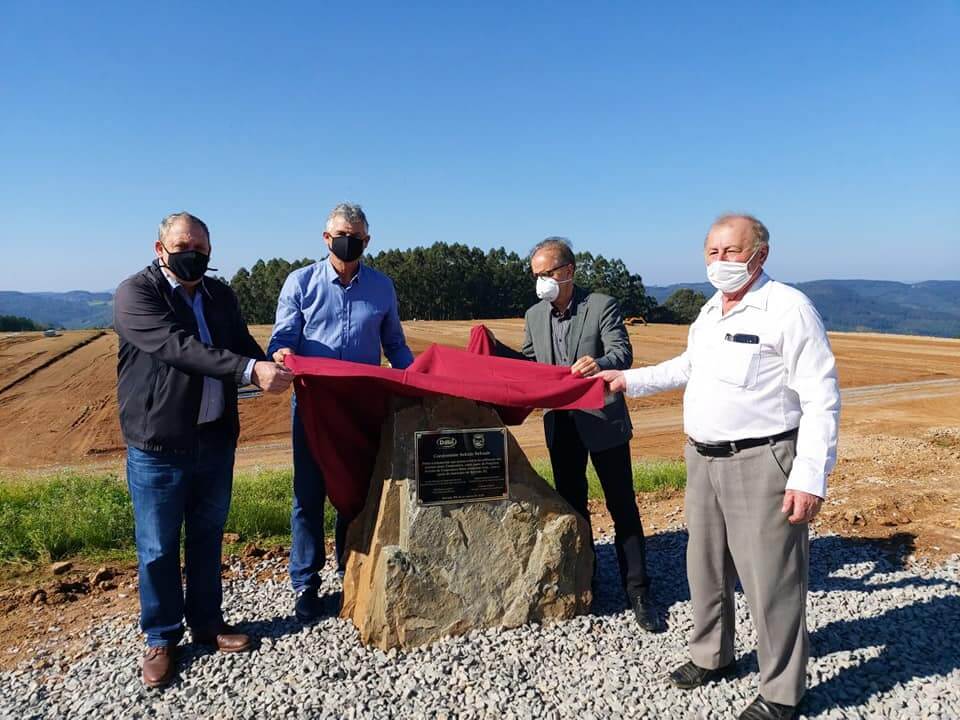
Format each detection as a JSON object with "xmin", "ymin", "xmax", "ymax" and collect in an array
[
  {"xmin": 709, "ymin": 213, "xmax": 769, "ymax": 251},
  {"xmin": 529, "ymin": 236, "xmax": 575, "ymax": 266},
  {"xmin": 158, "ymin": 211, "xmax": 210, "ymax": 244},
  {"xmin": 326, "ymin": 202, "xmax": 369, "ymax": 234}
]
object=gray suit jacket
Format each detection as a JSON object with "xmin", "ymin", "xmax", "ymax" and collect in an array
[{"xmin": 521, "ymin": 286, "xmax": 634, "ymax": 452}]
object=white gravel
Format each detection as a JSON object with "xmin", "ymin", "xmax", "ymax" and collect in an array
[{"xmin": 1, "ymin": 531, "xmax": 958, "ymax": 719}]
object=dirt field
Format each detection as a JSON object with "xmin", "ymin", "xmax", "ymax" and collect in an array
[
  {"xmin": 0, "ymin": 320, "xmax": 958, "ymax": 671},
  {"xmin": 0, "ymin": 321, "xmax": 957, "ymax": 561}
]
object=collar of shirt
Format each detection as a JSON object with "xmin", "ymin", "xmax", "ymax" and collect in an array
[
  {"xmin": 550, "ymin": 284, "xmax": 584, "ymax": 319},
  {"xmin": 159, "ymin": 264, "xmax": 212, "ymax": 299},
  {"xmin": 323, "ymin": 256, "xmax": 362, "ymax": 287},
  {"xmin": 551, "ymin": 297, "xmax": 574, "ymax": 320},
  {"xmin": 703, "ymin": 271, "xmax": 771, "ymax": 316}
]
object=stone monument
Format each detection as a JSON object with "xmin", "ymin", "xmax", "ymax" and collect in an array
[{"xmin": 340, "ymin": 394, "xmax": 594, "ymax": 650}]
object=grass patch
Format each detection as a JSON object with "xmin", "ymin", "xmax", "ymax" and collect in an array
[
  {"xmin": 0, "ymin": 473, "xmax": 134, "ymax": 563},
  {"xmin": 0, "ymin": 460, "xmax": 684, "ymax": 564},
  {"xmin": 228, "ymin": 469, "xmax": 336, "ymax": 540},
  {"xmin": 532, "ymin": 458, "xmax": 686, "ymax": 496}
]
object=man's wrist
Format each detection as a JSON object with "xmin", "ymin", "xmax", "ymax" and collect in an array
[
  {"xmin": 242, "ymin": 358, "xmax": 256, "ymax": 386},
  {"xmin": 784, "ymin": 470, "xmax": 826, "ymax": 500}
]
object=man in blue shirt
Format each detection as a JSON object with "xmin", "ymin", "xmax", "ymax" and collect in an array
[{"xmin": 269, "ymin": 202, "xmax": 413, "ymax": 622}]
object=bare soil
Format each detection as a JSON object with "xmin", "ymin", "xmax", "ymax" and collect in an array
[{"xmin": 0, "ymin": 321, "xmax": 957, "ymax": 668}]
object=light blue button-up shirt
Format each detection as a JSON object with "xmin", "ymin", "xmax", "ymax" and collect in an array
[
  {"xmin": 268, "ymin": 258, "xmax": 414, "ymax": 369},
  {"xmin": 163, "ymin": 272, "xmax": 255, "ymax": 424}
]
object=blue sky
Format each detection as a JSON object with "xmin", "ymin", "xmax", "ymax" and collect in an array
[{"xmin": 1, "ymin": 2, "xmax": 957, "ymax": 292}]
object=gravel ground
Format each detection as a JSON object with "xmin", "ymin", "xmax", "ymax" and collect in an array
[{"xmin": 1, "ymin": 530, "xmax": 958, "ymax": 719}]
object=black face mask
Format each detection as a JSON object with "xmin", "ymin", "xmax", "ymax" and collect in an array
[
  {"xmin": 330, "ymin": 234, "xmax": 366, "ymax": 263},
  {"xmin": 162, "ymin": 249, "xmax": 212, "ymax": 282}
]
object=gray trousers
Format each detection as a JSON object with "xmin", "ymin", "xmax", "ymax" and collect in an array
[{"xmin": 684, "ymin": 435, "xmax": 809, "ymax": 706}]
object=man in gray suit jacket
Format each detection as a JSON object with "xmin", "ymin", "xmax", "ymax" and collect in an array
[{"xmin": 521, "ymin": 237, "xmax": 659, "ymax": 632}]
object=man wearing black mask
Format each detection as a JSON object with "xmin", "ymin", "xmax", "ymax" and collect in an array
[
  {"xmin": 114, "ymin": 212, "xmax": 293, "ymax": 688},
  {"xmin": 270, "ymin": 202, "xmax": 413, "ymax": 623}
]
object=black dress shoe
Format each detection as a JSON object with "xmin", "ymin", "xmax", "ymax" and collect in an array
[
  {"xmin": 668, "ymin": 660, "xmax": 734, "ymax": 690},
  {"xmin": 738, "ymin": 695, "xmax": 797, "ymax": 720},
  {"xmin": 630, "ymin": 592, "xmax": 663, "ymax": 633},
  {"xmin": 294, "ymin": 588, "xmax": 325, "ymax": 623}
]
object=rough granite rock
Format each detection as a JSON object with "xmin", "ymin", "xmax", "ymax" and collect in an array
[{"xmin": 340, "ymin": 395, "xmax": 594, "ymax": 650}]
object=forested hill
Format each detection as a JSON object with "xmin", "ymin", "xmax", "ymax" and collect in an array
[
  {"xmin": 648, "ymin": 280, "xmax": 960, "ymax": 338},
  {"xmin": 0, "ymin": 291, "xmax": 113, "ymax": 330},
  {"xmin": 2, "ymin": 250, "xmax": 957, "ymax": 337},
  {"xmin": 229, "ymin": 244, "xmax": 659, "ymax": 324}
]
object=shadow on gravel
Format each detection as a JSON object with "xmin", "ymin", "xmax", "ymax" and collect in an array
[
  {"xmin": 809, "ymin": 532, "xmax": 956, "ymax": 593},
  {"xmin": 175, "ymin": 591, "xmax": 344, "ymax": 677},
  {"xmin": 610, "ymin": 528, "xmax": 960, "ymax": 715},
  {"xmin": 589, "ymin": 531, "xmax": 692, "ymax": 619},
  {"xmin": 804, "ymin": 532, "xmax": 960, "ymax": 716},
  {"xmin": 806, "ymin": 595, "xmax": 960, "ymax": 715}
]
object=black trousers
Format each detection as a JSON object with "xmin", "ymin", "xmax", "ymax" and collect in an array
[{"xmin": 548, "ymin": 410, "xmax": 650, "ymax": 599}]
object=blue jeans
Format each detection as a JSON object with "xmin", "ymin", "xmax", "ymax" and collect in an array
[
  {"xmin": 290, "ymin": 398, "xmax": 350, "ymax": 592},
  {"xmin": 126, "ymin": 426, "xmax": 235, "ymax": 647}
]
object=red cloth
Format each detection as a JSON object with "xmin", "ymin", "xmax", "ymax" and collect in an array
[{"xmin": 286, "ymin": 324, "xmax": 604, "ymax": 516}]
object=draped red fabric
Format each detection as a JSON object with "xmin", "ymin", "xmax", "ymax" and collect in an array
[{"xmin": 286, "ymin": 324, "xmax": 605, "ymax": 516}]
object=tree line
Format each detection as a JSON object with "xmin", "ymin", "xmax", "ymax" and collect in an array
[
  {"xmin": 229, "ymin": 243, "xmax": 706, "ymax": 325},
  {"xmin": 0, "ymin": 315, "xmax": 45, "ymax": 331}
]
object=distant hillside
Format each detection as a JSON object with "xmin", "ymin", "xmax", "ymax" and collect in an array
[
  {"xmin": 3, "ymin": 279, "xmax": 959, "ymax": 337},
  {"xmin": 0, "ymin": 291, "xmax": 113, "ymax": 329},
  {"xmin": 648, "ymin": 280, "xmax": 960, "ymax": 338}
]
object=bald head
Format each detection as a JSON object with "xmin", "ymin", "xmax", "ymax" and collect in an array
[{"xmin": 707, "ymin": 213, "xmax": 769, "ymax": 253}]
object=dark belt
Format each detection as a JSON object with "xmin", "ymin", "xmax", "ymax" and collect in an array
[{"xmin": 689, "ymin": 428, "xmax": 798, "ymax": 457}]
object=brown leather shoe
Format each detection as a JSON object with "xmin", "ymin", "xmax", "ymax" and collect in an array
[
  {"xmin": 192, "ymin": 623, "xmax": 251, "ymax": 653},
  {"xmin": 142, "ymin": 645, "xmax": 176, "ymax": 688}
]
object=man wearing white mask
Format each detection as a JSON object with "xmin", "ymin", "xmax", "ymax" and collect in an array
[
  {"xmin": 598, "ymin": 215, "xmax": 840, "ymax": 720},
  {"xmin": 521, "ymin": 237, "xmax": 659, "ymax": 632}
]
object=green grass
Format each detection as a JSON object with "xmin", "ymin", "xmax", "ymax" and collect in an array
[
  {"xmin": 0, "ymin": 459, "xmax": 685, "ymax": 564},
  {"xmin": 532, "ymin": 458, "xmax": 687, "ymax": 496},
  {"xmin": 0, "ymin": 473, "xmax": 134, "ymax": 563}
]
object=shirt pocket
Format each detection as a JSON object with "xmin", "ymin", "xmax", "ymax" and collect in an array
[
  {"xmin": 353, "ymin": 299, "xmax": 386, "ymax": 323},
  {"xmin": 713, "ymin": 338, "xmax": 762, "ymax": 388}
]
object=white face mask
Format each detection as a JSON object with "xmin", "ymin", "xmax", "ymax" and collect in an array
[
  {"xmin": 536, "ymin": 276, "xmax": 572, "ymax": 302},
  {"xmin": 706, "ymin": 249, "xmax": 761, "ymax": 294}
]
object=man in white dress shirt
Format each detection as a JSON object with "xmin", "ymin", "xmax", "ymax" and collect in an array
[{"xmin": 599, "ymin": 214, "xmax": 840, "ymax": 720}]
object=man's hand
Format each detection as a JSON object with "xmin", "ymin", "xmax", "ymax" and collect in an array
[
  {"xmin": 781, "ymin": 490, "xmax": 823, "ymax": 524},
  {"xmin": 251, "ymin": 361, "xmax": 293, "ymax": 393},
  {"xmin": 570, "ymin": 356, "xmax": 600, "ymax": 377},
  {"xmin": 596, "ymin": 369, "xmax": 627, "ymax": 393},
  {"xmin": 272, "ymin": 347, "xmax": 293, "ymax": 364}
]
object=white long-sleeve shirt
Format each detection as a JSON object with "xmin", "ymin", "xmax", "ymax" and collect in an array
[{"xmin": 624, "ymin": 273, "xmax": 840, "ymax": 498}]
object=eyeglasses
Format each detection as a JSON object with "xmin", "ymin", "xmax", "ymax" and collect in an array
[
  {"xmin": 325, "ymin": 232, "xmax": 370, "ymax": 242},
  {"xmin": 532, "ymin": 262, "xmax": 571, "ymax": 279}
]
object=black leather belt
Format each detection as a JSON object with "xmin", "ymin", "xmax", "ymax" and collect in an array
[{"xmin": 689, "ymin": 428, "xmax": 798, "ymax": 457}]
